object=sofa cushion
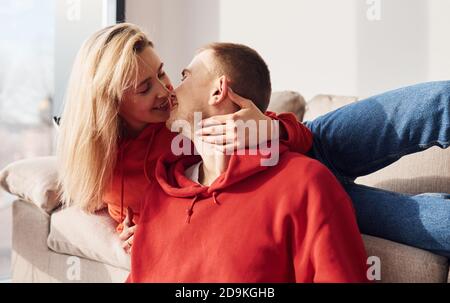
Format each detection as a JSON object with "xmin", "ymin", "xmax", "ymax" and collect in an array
[
  {"xmin": 303, "ymin": 94, "xmax": 358, "ymax": 122},
  {"xmin": 303, "ymin": 94, "xmax": 450, "ymax": 195},
  {"xmin": 363, "ymin": 234, "xmax": 449, "ymax": 283},
  {"xmin": 268, "ymin": 91, "xmax": 306, "ymax": 121},
  {"xmin": 47, "ymin": 206, "xmax": 130, "ymax": 270},
  {"xmin": 0, "ymin": 156, "xmax": 61, "ymax": 213},
  {"xmin": 356, "ymin": 146, "xmax": 450, "ymax": 195},
  {"xmin": 12, "ymin": 200, "xmax": 129, "ymax": 282}
]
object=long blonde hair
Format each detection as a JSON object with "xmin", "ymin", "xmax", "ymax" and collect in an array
[{"xmin": 57, "ymin": 23, "xmax": 153, "ymax": 212}]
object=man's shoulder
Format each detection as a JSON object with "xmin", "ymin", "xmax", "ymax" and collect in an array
[
  {"xmin": 269, "ymin": 151, "xmax": 346, "ymax": 196},
  {"xmin": 275, "ymin": 151, "xmax": 334, "ymax": 179},
  {"xmin": 269, "ymin": 152, "xmax": 349, "ymax": 214}
]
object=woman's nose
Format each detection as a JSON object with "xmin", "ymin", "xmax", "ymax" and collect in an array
[{"xmin": 156, "ymin": 80, "xmax": 173, "ymax": 97}]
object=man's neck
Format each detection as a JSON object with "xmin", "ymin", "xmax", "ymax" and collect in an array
[{"xmin": 193, "ymin": 137, "xmax": 230, "ymax": 186}]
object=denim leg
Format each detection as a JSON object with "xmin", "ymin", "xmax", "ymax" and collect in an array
[
  {"xmin": 304, "ymin": 80, "xmax": 450, "ymax": 180},
  {"xmin": 345, "ymin": 182, "xmax": 450, "ymax": 257}
]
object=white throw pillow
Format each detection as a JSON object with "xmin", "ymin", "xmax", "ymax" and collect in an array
[
  {"xmin": 0, "ymin": 156, "xmax": 61, "ymax": 213},
  {"xmin": 47, "ymin": 206, "xmax": 131, "ymax": 270}
]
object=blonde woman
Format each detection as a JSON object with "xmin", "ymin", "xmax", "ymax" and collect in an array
[{"xmin": 56, "ymin": 23, "xmax": 313, "ymax": 252}]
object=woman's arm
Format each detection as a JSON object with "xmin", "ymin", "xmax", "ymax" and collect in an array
[{"xmin": 197, "ymin": 88, "xmax": 313, "ymax": 154}]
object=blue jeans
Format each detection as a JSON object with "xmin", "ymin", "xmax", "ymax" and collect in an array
[{"xmin": 304, "ymin": 81, "xmax": 450, "ymax": 257}]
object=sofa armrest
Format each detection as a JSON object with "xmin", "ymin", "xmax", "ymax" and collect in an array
[
  {"xmin": 363, "ymin": 234, "xmax": 449, "ymax": 283},
  {"xmin": 12, "ymin": 199, "xmax": 129, "ymax": 282}
]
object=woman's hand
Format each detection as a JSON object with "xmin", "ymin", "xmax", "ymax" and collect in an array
[
  {"xmin": 196, "ymin": 88, "xmax": 276, "ymax": 153},
  {"xmin": 119, "ymin": 207, "xmax": 136, "ymax": 254}
]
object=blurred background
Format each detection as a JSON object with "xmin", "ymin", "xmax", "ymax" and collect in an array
[{"xmin": 1, "ymin": 0, "xmax": 450, "ymax": 282}]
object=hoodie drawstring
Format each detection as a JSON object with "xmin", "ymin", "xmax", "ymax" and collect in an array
[
  {"xmin": 119, "ymin": 127, "xmax": 156, "ymax": 223},
  {"xmin": 143, "ymin": 130, "xmax": 157, "ymax": 184},
  {"xmin": 186, "ymin": 195, "xmax": 198, "ymax": 224},
  {"xmin": 120, "ymin": 146, "xmax": 125, "ymax": 222},
  {"xmin": 212, "ymin": 192, "xmax": 220, "ymax": 205},
  {"xmin": 185, "ymin": 192, "xmax": 221, "ymax": 224}
]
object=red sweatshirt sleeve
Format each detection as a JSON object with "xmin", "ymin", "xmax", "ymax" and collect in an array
[
  {"xmin": 293, "ymin": 162, "xmax": 369, "ymax": 283},
  {"xmin": 264, "ymin": 111, "xmax": 313, "ymax": 154}
]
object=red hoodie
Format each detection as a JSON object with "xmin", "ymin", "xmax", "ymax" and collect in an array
[
  {"xmin": 127, "ymin": 144, "xmax": 369, "ymax": 283},
  {"xmin": 103, "ymin": 112, "xmax": 313, "ymax": 229}
]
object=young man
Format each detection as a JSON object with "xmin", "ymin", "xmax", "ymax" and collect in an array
[{"xmin": 127, "ymin": 43, "xmax": 369, "ymax": 283}]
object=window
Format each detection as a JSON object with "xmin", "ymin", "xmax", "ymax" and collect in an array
[{"xmin": 0, "ymin": 0, "xmax": 124, "ymax": 282}]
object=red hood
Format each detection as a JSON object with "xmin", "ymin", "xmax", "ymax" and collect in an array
[
  {"xmin": 155, "ymin": 143, "xmax": 289, "ymax": 223},
  {"xmin": 156, "ymin": 144, "xmax": 289, "ymax": 196}
]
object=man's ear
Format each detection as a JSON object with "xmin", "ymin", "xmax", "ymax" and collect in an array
[{"xmin": 209, "ymin": 75, "xmax": 229, "ymax": 106}]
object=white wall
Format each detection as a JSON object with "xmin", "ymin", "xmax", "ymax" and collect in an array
[
  {"xmin": 126, "ymin": 0, "xmax": 450, "ymax": 100},
  {"xmin": 218, "ymin": 0, "xmax": 358, "ymax": 100},
  {"xmin": 428, "ymin": 0, "xmax": 450, "ymax": 81},
  {"xmin": 356, "ymin": 0, "xmax": 429, "ymax": 98},
  {"xmin": 126, "ymin": 0, "xmax": 219, "ymax": 87}
]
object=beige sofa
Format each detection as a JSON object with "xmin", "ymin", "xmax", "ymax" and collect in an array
[{"xmin": 2, "ymin": 92, "xmax": 449, "ymax": 283}]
